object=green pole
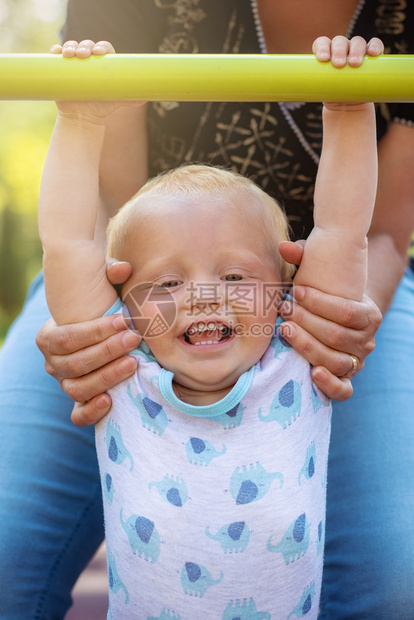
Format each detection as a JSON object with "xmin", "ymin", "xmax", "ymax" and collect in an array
[{"xmin": 0, "ymin": 53, "xmax": 412, "ymax": 102}]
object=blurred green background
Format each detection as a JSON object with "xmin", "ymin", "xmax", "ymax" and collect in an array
[{"xmin": 0, "ymin": 0, "xmax": 65, "ymax": 341}]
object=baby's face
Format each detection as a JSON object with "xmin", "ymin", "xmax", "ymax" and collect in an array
[{"xmin": 122, "ymin": 195, "xmax": 283, "ymax": 400}]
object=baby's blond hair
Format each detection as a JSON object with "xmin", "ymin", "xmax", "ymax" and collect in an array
[{"xmin": 107, "ymin": 164, "xmax": 295, "ymax": 281}]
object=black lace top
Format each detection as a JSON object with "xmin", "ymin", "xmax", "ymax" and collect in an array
[{"xmin": 62, "ymin": 0, "xmax": 414, "ymax": 240}]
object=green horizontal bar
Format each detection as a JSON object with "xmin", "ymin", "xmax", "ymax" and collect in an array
[{"xmin": 0, "ymin": 53, "xmax": 412, "ymax": 102}]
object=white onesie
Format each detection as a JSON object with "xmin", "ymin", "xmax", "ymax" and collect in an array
[{"xmin": 95, "ymin": 321, "xmax": 331, "ymax": 620}]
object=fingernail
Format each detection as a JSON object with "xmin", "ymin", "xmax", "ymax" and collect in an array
[
  {"xmin": 96, "ymin": 394, "xmax": 110, "ymax": 410},
  {"xmin": 312, "ymin": 367, "xmax": 325, "ymax": 379},
  {"xmin": 113, "ymin": 315, "xmax": 128, "ymax": 330},
  {"xmin": 118, "ymin": 356, "xmax": 137, "ymax": 373},
  {"xmin": 122, "ymin": 330, "xmax": 140, "ymax": 348},
  {"xmin": 292, "ymin": 286, "xmax": 305, "ymax": 301},
  {"xmin": 279, "ymin": 322, "xmax": 296, "ymax": 339}
]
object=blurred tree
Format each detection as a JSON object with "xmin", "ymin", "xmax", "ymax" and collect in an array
[
  {"xmin": 0, "ymin": 0, "xmax": 65, "ymax": 52},
  {"xmin": 0, "ymin": 0, "xmax": 65, "ymax": 340}
]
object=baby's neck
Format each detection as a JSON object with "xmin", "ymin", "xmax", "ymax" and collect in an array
[{"xmin": 172, "ymin": 382, "xmax": 234, "ymax": 406}]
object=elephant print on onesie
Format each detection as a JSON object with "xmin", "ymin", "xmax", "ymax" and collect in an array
[
  {"xmin": 311, "ymin": 382, "xmax": 330, "ymax": 413},
  {"xmin": 216, "ymin": 403, "xmax": 244, "ymax": 429},
  {"xmin": 148, "ymin": 474, "xmax": 189, "ymax": 508},
  {"xmin": 287, "ymin": 582, "xmax": 316, "ymax": 619},
  {"xmin": 298, "ymin": 442, "xmax": 317, "ymax": 485},
  {"xmin": 267, "ymin": 513, "xmax": 311, "ymax": 564},
  {"xmin": 316, "ymin": 520, "xmax": 324, "ymax": 557},
  {"xmin": 269, "ymin": 328, "xmax": 292, "ymax": 360},
  {"xmin": 103, "ymin": 472, "xmax": 114, "ymax": 505},
  {"xmin": 127, "ymin": 384, "xmax": 169, "ymax": 436},
  {"xmin": 222, "ymin": 597, "xmax": 271, "ymax": 620},
  {"xmin": 120, "ymin": 508, "xmax": 161, "ymax": 563},
  {"xmin": 205, "ymin": 520, "xmax": 250, "ymax": 554},
  {"xmin": 180, "ymin": 561, "xmax": 224, "ymax": 598},
  {"xmin": 230, "ymin": 462, "xmax": 284, "ymax": 505},
  {"xmin": 185, "ymin": 437, "xmax": 226, "ymax": 466},
  {"xmin": 258, "ymin": 379, "xmax": 303, "ymax": 428},
  {"xmin": 106, "ymin": 419, "xmax": 134, "ymax": 471},
  {"xmin": 107, "ymin": 550, "xmax": 129, "ymax": 605},
  {"xmin": 147, "ymin": 610, "xmax": 182, "ymax": 620}
]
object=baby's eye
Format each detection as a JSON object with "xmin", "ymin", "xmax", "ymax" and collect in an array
[
  {"xmin": 223, "ymin": 274, "xmax": 243, "ymax": 282},
  {"xmin": 160, "ymin": 279, "xmax": 182, "ymax": 288}
]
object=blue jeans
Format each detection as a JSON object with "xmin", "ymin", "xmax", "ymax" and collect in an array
[
  {"xmin": 320, "ymin": 266, "xmax": 414, "ymax": 619},
  {"xmin": 0, "ymin": 269, "xmax": 413, "ymax": 619},
  {"xmin": 0, "ymin": 273, "xmax": 104, "ymax": 619}
]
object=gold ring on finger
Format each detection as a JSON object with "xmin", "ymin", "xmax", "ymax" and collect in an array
[{"xmin": 343, "ymin": 354, "xmax": 359, "ymax": 380}]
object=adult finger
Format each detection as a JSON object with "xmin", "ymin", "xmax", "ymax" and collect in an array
[
  {"xmin": 311, "ymin": 367, "xmax": 354, "ymax": 401},
  {"xmin": 37, "ymin": 314, "xmax": 140, "ymax": 377},
  {"xmin": 37, "ymin": 313, "xmax": 134, "ymax": 355},
  {"xmin": 45, "ymin": 327, "xmax": 140, "ymax": 383},
  {"xmin": 279, "ymin": 320, "xmax": 365, "ymax": 378},
  {"xmin": 62, "ymin": 354, "xmax": 138, "ymax": 403},
  {"xmin": 278, "ymin": 301, "xmax": 374, "ymax": 363},
  {"xmin": 285, "ymin": 286, "xmax": 382, "ymax": 331},
  {"xmin": 278, "ymin": 240, "xmax": 305, "ymax": 267},
  {"xmin": 106, "ymin": 259, "xmax": 132, "ymax": 285},
  {"xmin": 71, "ymin": 395, "xmax": 113, "ymax": 427}
]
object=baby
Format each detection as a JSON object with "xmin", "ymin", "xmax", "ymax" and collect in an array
[{"xmin": 39, "ymin": 44, "xmax": 377, "ymax": 619}]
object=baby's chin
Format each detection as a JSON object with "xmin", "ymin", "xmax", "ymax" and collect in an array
[{"xmin": 171, "ymin": 376, "xmax": 236, "ymax": 406}]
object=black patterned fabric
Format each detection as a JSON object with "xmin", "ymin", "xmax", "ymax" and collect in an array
[{"xmin": 62, "ymin": 0, "xmax": 414, "ymax": 240}]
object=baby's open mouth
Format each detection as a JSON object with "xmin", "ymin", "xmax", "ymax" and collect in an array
[{"xmin": 183, "ymin": 321, "xmax": 233, "ymax": 346}]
